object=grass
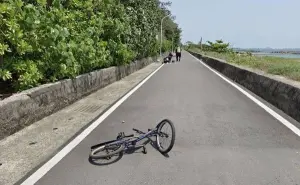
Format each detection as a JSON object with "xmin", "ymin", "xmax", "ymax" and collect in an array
[{"xmin": 188, "ymin": 47, "xmax": 300, "ymax": 81}]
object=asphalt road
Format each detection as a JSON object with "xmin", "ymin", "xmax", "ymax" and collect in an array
[{"xmin": 32, "ymin": 51, "xmax": 300, "ymax": 185}]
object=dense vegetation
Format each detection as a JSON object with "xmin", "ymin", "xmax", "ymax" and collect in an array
[
  {"xmin": 184, "ymin": 39, "xmax": 233, "ymax": 53},
  {"xmin": 0, "ymin": 0, "xmax": 182, "ymax": 92},
  {"xmin": 185, "ymin": 40, "xmax": 300, "ymax": 81}
]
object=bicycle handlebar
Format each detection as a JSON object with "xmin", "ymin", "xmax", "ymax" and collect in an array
[
  {"xmin": 132, "ymin": 128, "xmax": 145, "ymax": 134},
  {"xmin": 124, "ymin": 134, "xmax": 134, "ymax": 138},
  {"xmin": 117, "ymin": 132, "xmax": 134, "ymax": 139}
]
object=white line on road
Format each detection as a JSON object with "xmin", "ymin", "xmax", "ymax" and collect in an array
[
  {"xmin": 188, "ymin": 52, "xmax": 300, "ymax": 137},
  {"xmin": 20, "ymin": 63, "xmax": 164, "ymax": 185}
]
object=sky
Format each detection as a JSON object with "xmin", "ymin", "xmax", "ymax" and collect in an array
[{"xmin": 166, "ymin": 0, "xmax": 300, "ymax": 48}]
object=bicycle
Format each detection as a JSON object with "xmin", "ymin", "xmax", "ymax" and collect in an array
[{"xmin": 89, "ymin": 119, "xmax": 175, "ymax": 160}]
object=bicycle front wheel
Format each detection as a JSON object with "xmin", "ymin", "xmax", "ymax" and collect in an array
[
  {"xmin": 156, "ymin": 119, "xmax": 176, "ymax": 154},
  {"xmin": 89, "ymin": 143, "xmax": 125, "ymax": 159}
]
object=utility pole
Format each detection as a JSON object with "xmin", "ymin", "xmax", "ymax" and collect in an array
[{"xmin": 200, "ymin": 37, "xmax": 203, "ymax": 50}]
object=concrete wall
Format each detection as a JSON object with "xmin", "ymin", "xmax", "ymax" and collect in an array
[
  {"xmin": 0, "ymin": 56, "xmax": 160, "ymax": 140},
  {"xmin": 188, "ymin": 51, "xmax": 300, "ymax": 123}
]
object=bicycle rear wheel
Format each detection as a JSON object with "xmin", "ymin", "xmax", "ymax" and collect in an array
[
  {"xmin": 89, "ymin": 143, "xmax": 125, "ymax": 159},
  {"xmin": 156, "ymin": 119, "xmax": 175, "ymax": 154}
]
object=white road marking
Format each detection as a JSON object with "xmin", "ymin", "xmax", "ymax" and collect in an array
[
  {"xmin": 188, "ymin": 52, "xmax": 300, "ymax": 137},
  {"xmin": 20, "ymin": 63, "xmax": 164, "ymax": 185}
]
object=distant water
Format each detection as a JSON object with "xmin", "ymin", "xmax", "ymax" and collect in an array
[{"xmin": 253, "ymin": 52, "xmax": 300, "ymax": 59}]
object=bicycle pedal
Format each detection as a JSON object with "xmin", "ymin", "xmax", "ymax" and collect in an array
[{"xmin": 142, "ymin": 146, "xmax": 147, "ymax": 154}]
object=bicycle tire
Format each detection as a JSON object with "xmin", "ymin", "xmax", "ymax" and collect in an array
[
  {"xmin": 156, "ymin": 119, "xmax": 175, "ymax": 154},
  {"xmin": 89, "ymin": 143, "xmax": 125, "ymax": 159}
]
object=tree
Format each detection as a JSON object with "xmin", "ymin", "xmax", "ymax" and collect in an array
[
  {"xmin": 158, "ymin": 1, "xmax": 181, "ymax": 50},
  {"xmin": 0, "ymin": 0, "xmax": 182, "ymax": 91},
  {"xmin": 206, "ymin": 40, "xmax": 232, "ymax": 53}
]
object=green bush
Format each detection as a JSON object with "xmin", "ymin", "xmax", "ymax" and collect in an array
[
  {"xmin": 0, "ymin": 0, "xmax": 181, "ymax": 91},
  {"xmin": 161, "ymin": 40, "xmax": 172, "ymax": 53}
]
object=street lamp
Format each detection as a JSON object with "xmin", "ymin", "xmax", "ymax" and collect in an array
[
  {"xmin": 172, "ymin": 36, "xmax": 174, "ymax": 52},
  {"xmin": 160, "ymin": 15, "xmax": 170, "ymax": 57}
]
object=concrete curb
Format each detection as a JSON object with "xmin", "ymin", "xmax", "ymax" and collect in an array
[
  {"xmin": 0, "ymin": 55, "xmax": 163, "ymax": 140},
  {"xmin": 188, "ymin": 50, "xmax": 300, "ymax": 123}
]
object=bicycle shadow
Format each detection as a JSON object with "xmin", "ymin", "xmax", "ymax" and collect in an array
[{"xmin": 88, "ymin": 137, "xmax": 169, "ymax": 166}]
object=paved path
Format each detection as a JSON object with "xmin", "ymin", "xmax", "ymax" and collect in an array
[
  {"xmin": 23, "ymin": 51, "xmax": 300, "ymax": 185},
  {"xmin": 0, "ymin": 62, "xmax": 162, "ymax": 185}
]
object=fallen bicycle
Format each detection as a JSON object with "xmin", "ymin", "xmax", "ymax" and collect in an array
[{"xmin": 89, "ymin": 119, "xmax": 175, "ymax": 160}]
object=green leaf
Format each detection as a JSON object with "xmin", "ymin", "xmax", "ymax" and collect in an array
[
  {"xmin": 37, "ymin": 0, "xmax": 47, "ymax": 6},
  {"xmin": 0, "ymin": 69, "xmax": 12, "ymax": 81},
  {"xmin": 0, "ymin": 43, "xmax": 9, "ymax": 55}
]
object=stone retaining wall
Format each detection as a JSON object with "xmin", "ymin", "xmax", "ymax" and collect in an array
[
  {"xmin": 188, "ymin": 50, "xmax": 300, "ymax": 123},
  {"xmin": 0, "ymin": 56, "xmax": 161, "ymax": 140}
]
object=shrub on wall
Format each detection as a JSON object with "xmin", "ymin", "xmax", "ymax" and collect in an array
[{"xmin": 0, "ymin": 0, "xmax": 181, "ymax": 91}]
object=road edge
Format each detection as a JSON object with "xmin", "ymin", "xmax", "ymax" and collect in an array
[
  {"xmin": 16, "ymin": 64, "xmax": 164, "ymax": 185},
  {"xmin": 187, "ymin": 51, "xmax": 300, "ymax": 138}
]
